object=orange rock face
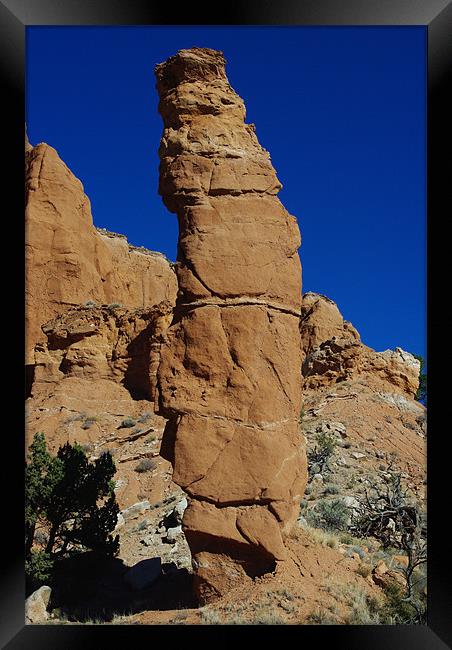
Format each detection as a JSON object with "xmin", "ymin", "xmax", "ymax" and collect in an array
[
  {"xmin": 300, "ymin": 292, "xmax": 420, "ymax": 397},
  {"xmin": 32, "ymin": 302, "xmax": 174, "ymax": 403},
  {"xmin": 154, "ymin": 48, "xmax": 307, "ymax": 602},
  {"xmin": 25, "ymin": 140, "xmax": 177, "ymax": 364}
]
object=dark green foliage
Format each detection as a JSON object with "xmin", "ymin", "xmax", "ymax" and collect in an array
[
  {"xmin": 306, "ymin": 498, "xmax": 349, "ymax": 531},
  {"xmin": 308, "ymin": 431, "xmax": 337, "ymax": 476},
  {"xmin": 25, "ymin": 433, "xmax": 119, "ymax": 591},
  {"xmin": 25, "ymin": 551, "xmax": 54, "ymax": 593},
  {"xmin": 378, "ymin": 582, "xmax": 426, "ymax": 624},
  {"xmin": 413, "ymin": 354, "xmax": 427, "ymax": 403},
  {"xmin": 324, "ymin": 484, "xmax": 340, "ymax": 495}
]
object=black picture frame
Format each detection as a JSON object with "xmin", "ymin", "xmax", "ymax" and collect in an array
[{"xmin": 2, "ymin": 0, "xmax": 451, "ymax": 647}]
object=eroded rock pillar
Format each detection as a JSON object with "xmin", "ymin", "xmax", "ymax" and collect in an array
[{"xmin": 155, "ymin": 47, "xmax": 307, "ymax": 602}]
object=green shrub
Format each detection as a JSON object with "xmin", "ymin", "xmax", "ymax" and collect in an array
[
  {"xmin": 25, "ymin": 550, "xmax": 54, "ymax": 592},
  {"xmin": 324, "ymin": 484, "xmax": 340, "ymax": 495},
  {"xmin": 308, "ymin": 431, "xmax": 337, "ymax": 476},
  {"xmin": 25, "ymin": 433, "xmax": 119, "ymax": 593},
  {"xmin": 306, "ymin": 499, "xmax": 349, "ymax": 531},
  {"xmin": 134, "ymin": 458, "xmax": 156, "ymax": 473},
  {"xmin": 306, "ymin": 609, "xmax": 337, "ymax": 624},
  {"xmin": 137, "ymin": 412, "xmax": 152, "ymax": 424},
  {"xmin": 119, "ymin": 417, "xmax": 136, "ymax": 429}
]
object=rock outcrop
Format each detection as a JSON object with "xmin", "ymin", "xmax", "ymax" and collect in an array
[
  {"xmin": 300, "ymin": 293, "xmax": 420, "ymax": 398},
  {"xmin": 299, "ymin": 293, "xmax": 425, "ymax": 505},
  {"xmin": 25, "ymin": 139, "xmax": 178, "ymax": 364},
  {"xmin": 154, "ymin": 47, "xmax": 307, "ymax": 602},
  {"xmin": 31, "ymin": 302, "xmax": 174, "ymax": 402}
]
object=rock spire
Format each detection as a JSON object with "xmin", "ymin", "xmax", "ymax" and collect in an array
[{"xmin": 155, "ymin": 48, "xmax": 307, "ymax": 602}]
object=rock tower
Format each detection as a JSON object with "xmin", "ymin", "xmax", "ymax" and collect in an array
[{"xmin": 155, "ymin": 47, "xmax": 307, "ymax": 602}]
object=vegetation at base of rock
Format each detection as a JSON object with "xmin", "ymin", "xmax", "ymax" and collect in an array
[
  {"xmin": 134, "ymin": 458, "xmax": 156, "ymax": 473},
  {"xmin": 306, "ymin": 498, "xmax": 349, "ymax": 531},
  {"xmin": 324, "ymin": 484, "xmax": 339, "ymax": 495},
  {"xmin": 119, "ymin": 417, "xmax": 136, "ymax": 429},
  {"xmin": 137, "ymin": 412, "xmax": 152, "ymax": 423},
  {"xmin": 350, "ymin": 464, "xmax": 427, "ymax": 623},
  {"xmin": 25, "ymin": 432, "xmax": 120, "ymax": 594},
  {"xmin": 307, "ymin": 430, "xmax": 337, "ymax": 476}
]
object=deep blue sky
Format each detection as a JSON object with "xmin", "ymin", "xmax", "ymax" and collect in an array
[{"xmin": 26, "ymin": 26, "xmax": 426, "ymax": 358}]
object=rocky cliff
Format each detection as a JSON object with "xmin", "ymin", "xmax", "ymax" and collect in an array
[
  {"xmin": 25, "ymin": 137, "xmax": 177, "ymax": 365},
  {"xmin": 300, "ymin": 292, "xmax": 421, "ymax": 397},
  {"xmin": 32, "ymin": 302, "xmax": 173, "ymax": 402},
  {"xmin": 154, "ymin": 47, "xmax": 307, "ymax": 602}
]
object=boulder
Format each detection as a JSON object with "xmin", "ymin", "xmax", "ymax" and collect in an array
[
  {"xmin": 25, "ymin": 586, "xmax": 52, "ymax": 624},
  {"xmin": 166, "ymin": 525, "xmax": 183, "ymax": 543},
  {"xmin": 173, "ymin": 497, "xmax": 188, "ymax": 525},
  {"xmin": 122, "ymin": 500, "xmax": 151, "ymax": 521}
]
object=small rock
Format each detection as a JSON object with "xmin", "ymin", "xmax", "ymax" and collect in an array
[
  {"xmin": 122, "ymin": 500, "xmax": 151, "ymax": 521},
  {"xmin": 173, "ymin": 497, "xmax": 188, "ymax": 525},
  {"xmin": 297, "ymin": 515, "xmax": 308, "ymax": 529},
  {"xmin": 342, "ymin": 496, "xmax": 360, "ymax": 510},
  {"xmin": 166, "ymin": 525, "xmax": 182, "ymax": 544},
  {"xmin": 124, "ymin": 558, "xmax": 162, "ymax": 590},
  {"xmin": 115, "ymin": 513, "xmax": 125, "ymax": 530},
  {"xmin": 114, "ymin": 479, "xmax": 127, "ymax": 492},
  {"xmin": 25, "ymin": 586, "xmax": 52, "ymax": 624},
  {"xmin": 312, "ymin": 473, "xmax": 323, "ymax": 483},
  {"xmin": 373, "ymin": 560, "xmax": 388, "ymax": 576},
  {"xmin": 351, "ymin": 452, "xmax": 366, "ymax": 460}
]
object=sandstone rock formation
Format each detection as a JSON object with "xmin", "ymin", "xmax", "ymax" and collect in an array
[
  {"xmin": 300, "ymin": 292, "xmax": 420, "ymax": 397},
  {"xmin": 25, "ymin": 138, "xmax": 177, "ymax": 365},
  {"xmin": 31, "ymin": 302, "xmax": 173, "ymax": 402},
  {"xmin": 154, "ymin": 47, "xmax": 307, "ymax": 602},
  {"xmin": 299, "ymin": 293, "xmax": 425, "ymax": 504}
]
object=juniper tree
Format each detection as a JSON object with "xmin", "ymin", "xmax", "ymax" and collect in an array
[{"xmin": 25, "ymin": 433, "xmax": 119, "ymax": 588}]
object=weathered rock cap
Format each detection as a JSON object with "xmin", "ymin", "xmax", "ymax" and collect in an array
[
  {"xmin": 155, "ymin": 47, "xmax": 245, "ymax": 128},
  {"xmin": 155, "ymin": 47, "xmax": 227, "ymax": 92}
]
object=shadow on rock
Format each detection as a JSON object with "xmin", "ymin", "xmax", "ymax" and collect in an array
[{"xmin": 50, "ymin": 552, "xmax": 197, "ymax": 622}]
